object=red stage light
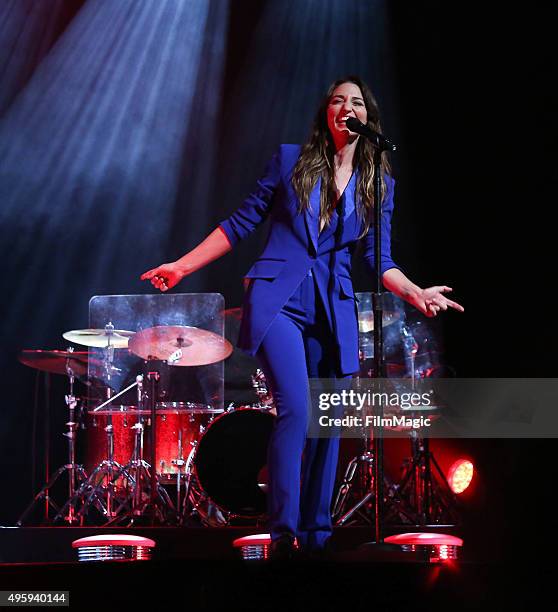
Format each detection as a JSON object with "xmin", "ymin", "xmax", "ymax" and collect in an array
[{"xmin": 447, "ymin": 459, "xmax": 474, "ymax": 494}]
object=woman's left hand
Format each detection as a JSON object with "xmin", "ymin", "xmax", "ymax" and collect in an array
[{"xmin": 415, "ymin": 286, "xmax": 464, "ymax": 317}]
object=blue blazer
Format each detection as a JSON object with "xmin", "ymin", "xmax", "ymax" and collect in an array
[{"xmin": 219, "ymin": 144, "xmax": 401, "ymax": 375}]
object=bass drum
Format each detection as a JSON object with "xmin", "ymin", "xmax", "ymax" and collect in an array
[{"xmin": 187, "ymin": 406, "xmax": 275, "ymax": 526}]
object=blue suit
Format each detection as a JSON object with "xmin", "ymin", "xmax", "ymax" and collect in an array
[{"xmin": 219, "ymin": 144, "xmax": 400, "ymax": 550}]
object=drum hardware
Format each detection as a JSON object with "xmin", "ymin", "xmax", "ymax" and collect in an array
[
  {"xmin": 130, "ymin": 420, "xmax": 149, "ymax": 515},
  {"xmin": 18, "ymin": 322, "xmax": 231, "ymax": 526},
  {"xmin": 332, "ymin": 454, "xmax": 367, "ymax": 521},
  {"xmin": 384, "ymin": 432, "xmax": 459, "ymax": 526},
  {"xmin": 93, "ymin": 376, "xmax": 147, "ymax": 523},
  {"xmin": 182, "ymin": 435, "xmax": 230, "ymax": 528},
  {"xmin": 77, "ymin": 373, "xmax": 176, "ymax": 525},
  {"xmin": 17, "ymin": 348, "xmax": 89, "ymax": 526},
  {"xmin": 58, "ymin": 323, "xmax": 138, "ymax": 523},
  {"xmin": 171, "ymin": 429, "xmax": 187, "ymax": 514},
  {"xmin": 101, "ymin": 322, "xmax": 121, "ymax": 519},
  {"xmin": 250, "ymin": 369, "xmax": 277, "ymax": 415},
  {"xmin": 127, "ymin": 322, "xmax": 233, "ymax": 522},
  {"xmin": 386, "ymin": 325, "xmax": 458, "ymax": 525},
  {"xmin": 170, "ymin": 415, "xmax": 219, "ymax": 526},
  {"xmin": 143, "ymin": 370, "xmax": 177, "ymax": 524},
  {"xmin": 332, "ymin": 449, "xmax": 404, "ymax": 527},
  {"xmin": 98, "ymin": 421, "xmax": 150, "ymax": 526},
  {"xmin": 92, "ymin": 322, "xmax": 232, "ymax": 525},
  {"xmin": 333, "ymin": 324, "xmax": 421, "ymax": 526},
  {"xmin": 333, "ymin": 323, "xmax": 455, "ymax": 527},
  {"xmin": 101, "ymin": 376, "xmax": 176, "ymax": 526},
  {"xmin": 59, "ymin": 375, "xmax": 141, "ymax": 522},
  {"xmin": 251, "ymin": 369, "xmax": 273, "ymax": 407},
  {"xmin": 78, "ymin": 404, "xmax": 212, "ymax": 526},
  {"xmin": 177, "ymin": 437, "xmax": 199, "ymax": 526}
]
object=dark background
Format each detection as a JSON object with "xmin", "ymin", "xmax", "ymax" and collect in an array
[{"xmin": 0, "ymin": 1, "xmax": 554, "ymax": 562}]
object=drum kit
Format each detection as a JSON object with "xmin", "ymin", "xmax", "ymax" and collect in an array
[
  {"xmin": 16, "ymin": 301, "xmax": 454, "ymax": 528},
  {"xmin": 17, "ymin": 319, "xmax": 277, "ymax": 527}
]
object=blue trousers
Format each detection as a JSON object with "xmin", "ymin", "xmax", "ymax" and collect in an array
[{"xmin": 256, "ymin": 270, "xmax": 347, "ymax": 551}]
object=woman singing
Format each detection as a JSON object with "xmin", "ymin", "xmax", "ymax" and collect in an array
[{"xmin": 141, "ymin": 76, "xmax": 464, "ymax": 559}]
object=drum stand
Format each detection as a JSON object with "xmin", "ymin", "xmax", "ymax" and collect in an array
[
  {"xmin": 103, "ymin": 374, "xmax": 176, "ymax": 526},
  {"xmin": 59, "ymin": 331, "xmax": 135, "ymax": 523},
  {"xmin": 17, "ymin": 356, "xmax": 89, "ymax": 526},
  {"xmin": 178, "ymin": 446, "xmax": 197, "ymax": 526},
  {"xmin": 333, "ymin": 324, "xmax": 458, "ymax": 527},
  {"xmin": 332, "ymin": 322, "xmax": 419, "ymax": 527},
  {"xmin": 388, "ymin": 325, "xmax": 458, "ymax": 525},
  {"xmin": 332, "ymin": 438, "xmax": 409, "ymax": 526},
  {"xmin": 141, "ymin": 371, "xmax": 177, "ymax": 524},
  {"xmin": 179, "ymin": 439, "xmax": 228, "ymax": 528},
  {"xmin": 172, "ymin": 430, "xmax": 188, "ymax": 520},
  {"xmin": 386, "ymin": 432, "xmax": 459, "ymax": 525}
]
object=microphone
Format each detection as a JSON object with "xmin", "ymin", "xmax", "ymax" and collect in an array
[{"xmin": 345, "ymin": 117, "xmax": 396, "ymax": 152}]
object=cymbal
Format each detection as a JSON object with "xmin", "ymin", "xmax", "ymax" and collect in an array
[
  {"xmin": 63, "ymin": 328, "xmax": 135, "ymax": 348},
  {"xmin": 358, "ymin": 310, "xmax": 400, "ymax": 333},
  {"xmin": 18, "ymin": 350, "xmax": 103, "ymax": 378},
  {"xmin": 128, "ymin": 325, "xmax": 233, "ymax": 366}
]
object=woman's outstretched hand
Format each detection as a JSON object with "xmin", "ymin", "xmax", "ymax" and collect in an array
[
  {"xmin": 414, "ymin": 286, "xmax": 464, "ymax": 317},
  {"xmin": 381, "ymin": 270, "xmax": 464, "ymax": 319},
  {"xmin": 140, "ymin": 262, "xmax": 185, "ymax": 292}
]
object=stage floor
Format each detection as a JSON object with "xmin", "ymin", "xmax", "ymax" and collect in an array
[
  {"xmin": 0, "ymin": 525, "xmax": 466, "ymax": 564},
  {"xmin": 0, "ymin": 526, "xmax": 548, "ymax": 610}
]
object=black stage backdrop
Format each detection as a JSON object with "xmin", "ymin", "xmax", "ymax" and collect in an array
[{"xmin": 0, "ymin": 1, "xmax": 554, "ymax": 565}]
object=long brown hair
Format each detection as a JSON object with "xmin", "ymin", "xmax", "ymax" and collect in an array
[{"xmin": 291, "ymin": 75, "xmax": 392, "ymax": 238}]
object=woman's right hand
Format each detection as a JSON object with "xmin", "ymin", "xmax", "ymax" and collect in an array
[{"xmin": 140, "ymin": 262, "xmax": 185, "ymax": 292}]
